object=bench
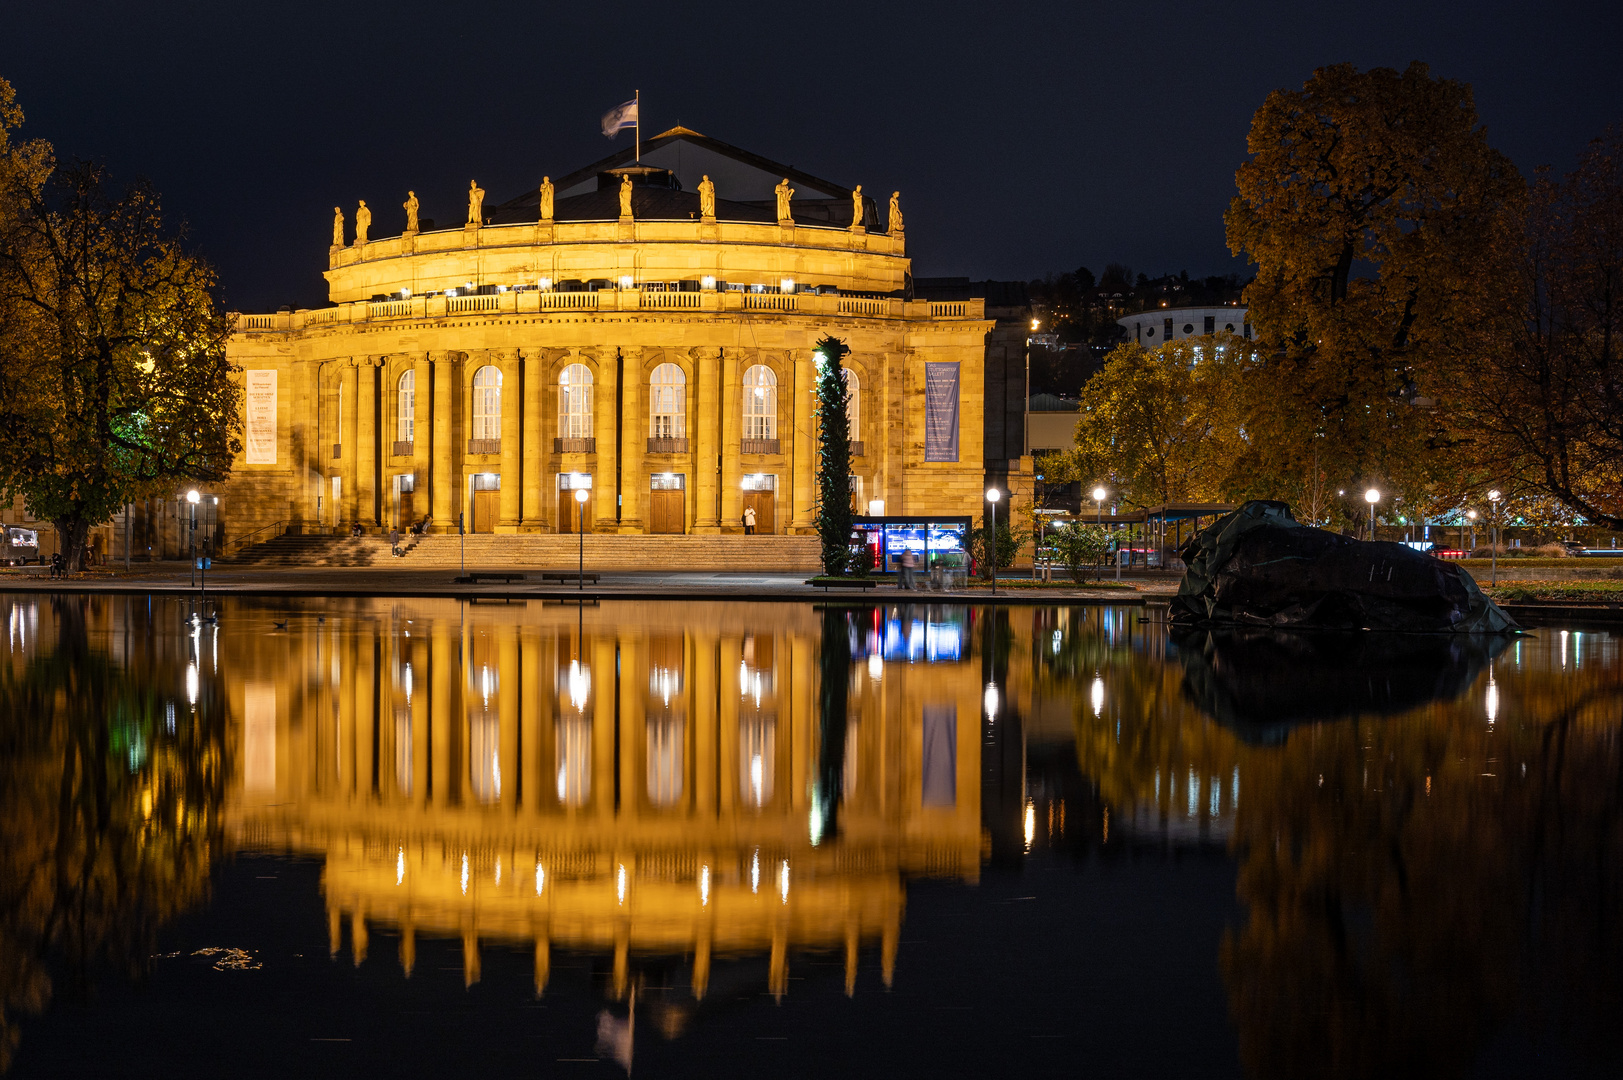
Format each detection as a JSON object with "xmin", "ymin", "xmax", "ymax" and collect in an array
[
  {"xmin": 540, "ymin": 571, "xmax": 600, "ymax": 584},
  {"xmin": 807, "ymin": 577, "xmax": 879, "ymax": 591},
  {"xmin": 458, "ymin": 571, "xmax": 526, "ymax": 584}
]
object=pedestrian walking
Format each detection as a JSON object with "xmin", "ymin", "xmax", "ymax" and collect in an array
[
  {"xmin": 389, "ymin": 526, "xmax": 401, "ymax": 557},
  {"xmin": 899, "ymin": 548, "xmax": 917, "ymax": 590},
  {"xmin": 743, "ymin": 506, "xmax": 756, "ymax": 535}
]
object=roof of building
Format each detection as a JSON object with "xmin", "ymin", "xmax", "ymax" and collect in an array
[
  {"xmin": 487, "ymin": 127, "xmax": 884, "ymax": 229},
  {"xmin": 1028, "ymin": 393, "xmax": 1079, "ymax": 412},
  {"xmin": 914, "ymin": 277, "xmax": 1031, "ymax": 307}
]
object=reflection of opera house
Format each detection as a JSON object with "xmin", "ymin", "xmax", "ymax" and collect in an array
[
  {"xmin": 226, "ymin": 600, "xmax": 983, "ymax": 997},
  {"xmin": 220, "ymin": 128, "xmax": 990, "ymax": 550}
]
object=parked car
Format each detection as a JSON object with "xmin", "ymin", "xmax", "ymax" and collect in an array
[
  {"xmin": 3, "ymin": 526, "xmax": 40, "ymax": 566},
  {"xmin": 1561, "ymin": 539, "xmax": 1587, "ymax": 555}
]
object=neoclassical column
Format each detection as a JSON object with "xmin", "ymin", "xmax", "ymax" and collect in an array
[
  {"xmin": 430, "ymin": 352, "xmax": 459, "ymax": 532},
  {"xmin": 357, "ymin": 357, "xmax": 379, "ymax": 528},
  {"xmin": 719, "ymin": 351, "xmax": 742, "ymax": 532},
  {"xmin": 295, "ymin": 358, "xmax": 320, "ymax": 527},
  {"xmin": 790, "ymin": 350, "xmax": 816, "ymax": 533},
  {"xmin": 338, "ymin": 362, "xmax": 357, "ymax": 525},
  {"xmin": 412, "ymin": 355, "xmax": 432, "ymax": 524},
  {"xmin": 593, "ymin": 351, "xmax": 619, "ymax": 531},
  {"xmin": 521, "ymin": 349, "xmax": 548, "ymax": 531},
  {"xmin": 497, "ymin": 349, "xmax": 523, "ymax": 533},
  {"xmin": 618, "ymin": 348, "xmax": 644, "ymax": 534},
  {"xmin": 692, "ymin": 348, "xmax": 720, "ymax": 533}
]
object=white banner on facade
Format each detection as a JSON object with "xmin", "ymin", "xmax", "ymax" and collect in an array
[
  {"xmin": 245, "ymin": 369, "xmax": 277, "ymax": 464},
  {"xmin": 923, "ymin": 362, "xmax": 960, "ymax": 462}
]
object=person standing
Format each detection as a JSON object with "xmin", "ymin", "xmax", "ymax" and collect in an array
[
  {"xmin": 899, "ymin": 548, "xmax": 916, "ymax": 590},
  {"xmin": 389, "ymin": 525, "xmax": 401, "ymax": 557},
  {"xmin": 743, "ymin": 506, "xmax": 757, "ymax": 535}
]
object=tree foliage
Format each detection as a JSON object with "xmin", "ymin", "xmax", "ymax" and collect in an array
[
  {"xmin": 812, "ymin": 334, "xmax": 852, "ymax": 575},
  {"xmin": 1447, "ymin": 126, "xmax": 1623, "ymax": 528},
  {"xmin": 1226, "ymin": 62, "xmax": 1519, "ymax": 518},
  {"xmin": 1051, "ymin": 337, "xmax": 1247, "ymax": 510},
  {"xmin": 0, "ymin": 79, "xmax": 240, "ymax": 569}
]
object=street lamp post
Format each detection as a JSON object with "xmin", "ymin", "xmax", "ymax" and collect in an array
[
  {"xmin": 1488, "ymin": 489, "xmax": 1502, "ymax": 585},
  {"xmin": 575, "ymin": 487, "xmax": 590, "ymax": 589},
  {"xmin": 1465, "ymin": 509, "xmax": 1477, "ymax": 556},
  {"xmin": 186, "ymin": 490, "xmax": 200, "ymax": 587},
  {"xmin": 985, "ymin": 488, "xmax": 1000, "ymax": 595},
  {"xmin": 1092, "ymin": 485, "xmax": 1108, "ymax": 581},
  {"xmin": 1364, "ymin": 488, "xmax": 1380, "ymax": 542}
]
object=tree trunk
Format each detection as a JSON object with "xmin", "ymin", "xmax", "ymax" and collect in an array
[{"xmin": 54, "ymin": 515, "xmax": 91, "ymax": 573}]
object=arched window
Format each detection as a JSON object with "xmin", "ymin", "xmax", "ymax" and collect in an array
[
  {"xmin": 472, "ymin": 365, "xmax": 502, "ymax": 441},
  {"xmin": 649, "ymin": 363, "xmax": 686, "ymax": 439},
  {"xmin": 560, "ymin": 363, "xmax": 593, "ymax": 439},
  {"xmin": 743, "ymin": 364, "xmax": 777, "ymax": 440},
  {"xmin": 842, "ymin": 368, "xmax": 860, "ymax": 438},
  {"xmin": 397, "ymin": 369, "xmax": 415, "ymax": 443}
]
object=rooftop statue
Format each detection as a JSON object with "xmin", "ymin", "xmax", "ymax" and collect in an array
[
  {"xmin": 467, "ymin": 180, "xmax": 484, "ymax": 226},
  {"xmin": 851, "ymin": 185, "xmax": 864, "ymax": 229},
  {"xmin": 331, "ymin": 206, "xmax": 344, "ymax": 247},
  {"xmin": 354, "ymin": 200, "xmax": 370, "ymax": 245},
  {"xmin": 698, "ymin": 174, "xmax": 716, "ymax": 220},
  {"xmin": 775, "ymin": 177, "xmax": 794, "ymax": 222},
  {"xmin": 619, "ymin": 174, "xmax": 634, "ymax": 218},
  {"xmin": 403, "ymin": 191, "xmax": 419, "ymax": 233},
  {"xmin": 539, "ymin": 176, "xmax": 554, "ymax": 222},
  {"xmin": 888, "ymin": 190, "xmax": 903, "ymax": 234}
]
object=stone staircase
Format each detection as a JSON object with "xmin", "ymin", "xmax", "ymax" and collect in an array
[{"xmin": 228, "ymin": 532, "xmax": 822, "ymax": 572}]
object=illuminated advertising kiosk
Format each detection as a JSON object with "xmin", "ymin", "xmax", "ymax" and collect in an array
[{"xmin": 850, "ymin": 515, "xmax": 973, "ymax": 575}]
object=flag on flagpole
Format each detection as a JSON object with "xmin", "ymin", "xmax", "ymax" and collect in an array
[{"xmin": 601, "ymin": 99, "xmax": 638, "ymax": 139}]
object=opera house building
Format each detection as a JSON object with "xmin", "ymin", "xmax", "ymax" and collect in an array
[{"xmin": 221, "ymin": 128, "xmax": 991, "ymax": 545}]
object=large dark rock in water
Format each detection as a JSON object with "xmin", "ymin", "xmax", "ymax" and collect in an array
[{"xmin": 1171, "ymin": 501, "xmax": 1518, "ymax": 633}]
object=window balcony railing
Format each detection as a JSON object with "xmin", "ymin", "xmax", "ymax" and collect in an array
[
  {"xmin": 392, "ymin": 440, "xmax": 414, "ymax": 457},
  {"xmin": 741, "ymin": 438, "xmax": 780, "ymax": 455},
  {"xmin": 467, "ymin": 438, "xmax": 501, "ymax": 455},
  {"xmin": 555, "ymin": 437, "xmax": 596, "ymax": 453},
  {"xmin": 647, "ymin": 436, "xmax": 689, "ymax": 454}
]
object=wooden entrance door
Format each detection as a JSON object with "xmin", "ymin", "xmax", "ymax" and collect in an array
[
  {"xmin": 650, "ymin": 490, "xmax": 684, "ymax": 534},
  {"xmin": 471, "ymin": 490, "xmax": 499, "ymax": 533},
  {"xmin": 397, "ymin": 491, "xmax": 415, "ymax": 530},
  {"xmin": 558, "ymin": 492, "xmax": 593, "ymax": 534},
  {"xmin": 743, "ymin": 491, "xmax": 775, "ymax": 534}
]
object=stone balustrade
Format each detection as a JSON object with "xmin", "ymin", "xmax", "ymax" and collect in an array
[{"xmin": 232, "ymin": 291, "xmax": 984, "ymax": 335}]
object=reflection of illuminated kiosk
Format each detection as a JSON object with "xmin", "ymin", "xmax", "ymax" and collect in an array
[{"xmin": 850, "ymin": 516, "xmax": 971, "ymax": 575}]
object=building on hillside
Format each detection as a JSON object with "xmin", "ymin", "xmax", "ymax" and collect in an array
[
  {"xmin": 1119, "ymin": 304, "xmax": 1249, "ymax": 346},
  {"xmin": 217, "ymin": 127, "xmax": 990, "ymax": 544}
]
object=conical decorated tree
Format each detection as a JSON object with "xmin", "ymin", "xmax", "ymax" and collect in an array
[{"xmin": 813, "ymin": 335, "xmax": 853, "ymax": 575}]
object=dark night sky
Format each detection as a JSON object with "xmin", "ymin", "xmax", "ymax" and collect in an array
[{"xmin": 3, "ymin": 1, "xmax": 1619, "ymax": 312}]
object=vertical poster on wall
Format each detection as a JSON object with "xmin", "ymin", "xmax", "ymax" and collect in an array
[
  {"xmin": 923, "ymin": 362, "xmax": 960, "ymax": 462},
  {"xmin": 244, "ymin": 369, "xmax": 278, "ymax": 464}
]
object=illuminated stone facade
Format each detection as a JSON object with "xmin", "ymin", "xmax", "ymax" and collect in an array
[{"xmin": 220, "ymin": 129, "xmax": 991, "ymax": 542}]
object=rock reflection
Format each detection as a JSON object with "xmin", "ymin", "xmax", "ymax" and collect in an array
[
  {"xmin": 0, "ymin": 596, "xmax": 227, "ymax": 1072},
  {"xmin": 1175, "ymin": 628, "xmax": 1515, "ymax": 742}
]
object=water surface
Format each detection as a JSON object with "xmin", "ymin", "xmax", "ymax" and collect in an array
[{"xmin": 3, "ymin": 595, "xmax": 1620, "ymax": 1078}]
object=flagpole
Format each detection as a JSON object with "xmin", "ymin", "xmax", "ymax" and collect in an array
[{"xmin": 635, "ymin": 89, "xmax": 640, "ymax": 162}]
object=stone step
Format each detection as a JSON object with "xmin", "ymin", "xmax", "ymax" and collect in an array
[{"xmin": 229, "ymin": 532, "xmax": 822, "ymax": 570}]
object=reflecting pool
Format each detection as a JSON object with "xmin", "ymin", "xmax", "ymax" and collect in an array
[{"xmin": 3, "ymin": 595, "xmax": 1621, "ymax": 1078}]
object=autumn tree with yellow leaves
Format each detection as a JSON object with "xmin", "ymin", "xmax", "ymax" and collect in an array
[{"xmin": 0, "ymin": 77, "xmax": 240, "ymax": 570}]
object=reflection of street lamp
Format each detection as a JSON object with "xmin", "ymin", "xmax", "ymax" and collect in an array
[
  {"xmin": 1488, "ymin": 489, "xmax": 1503, "ymax": 585},
  {"xmin": 1092, "ymin": 485, "xmax": 1108, "ymax": 581},
  {"xmin": 186, "ymin": 489, "xmax": 200, "ymax": 586},
  {"xmin": 575, "ymin": 487, "xmax": 590, "ymax": 589},
  {"xmin": 1364, "ymin": 488, "xmax": 1380, "ymax": 542},
  {"xmin": 985, "ymin": 488, "xmax": 1000, "ymax": 595}
]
